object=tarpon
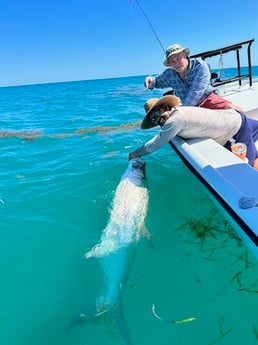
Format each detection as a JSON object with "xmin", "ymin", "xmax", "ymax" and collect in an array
[
  {"xmin": 71, "ymin": 158, "xmax": 149, "ymax": 344},
  {"xmin": 86, "ymin": 158, "xmax": 149, "ymax": 258}
]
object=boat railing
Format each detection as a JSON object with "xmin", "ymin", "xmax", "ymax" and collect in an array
[{"xmin": 190, "ymin": 39, "xmax": 255, "ymax": 88}]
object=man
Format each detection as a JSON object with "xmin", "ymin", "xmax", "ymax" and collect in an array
[
  {"xmin": 128, "ymin": 95, "xmax": 258, "ymax": 169},
  {"xmin": 144, "ymin": 43, "xmax": 237, "ymax": 110}
]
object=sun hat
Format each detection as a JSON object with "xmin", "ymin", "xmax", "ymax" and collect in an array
[
  {"xmin": 163, "ymin": 44, "xmax": 190, "ymax": 67},
  {"xmin": 141, "ymin": 95, "xmax": 180, "ymax": 129}
]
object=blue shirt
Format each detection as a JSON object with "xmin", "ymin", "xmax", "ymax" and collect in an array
[{"xmin": 151, "ymin": 59, "xmax": 215, "ymax": 106}]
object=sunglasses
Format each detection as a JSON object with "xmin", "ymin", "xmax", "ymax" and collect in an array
[{"xmin": 150, "ymin": 109, "xmax": 161, "ymax": 124}]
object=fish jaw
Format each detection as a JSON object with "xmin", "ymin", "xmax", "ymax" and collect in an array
[{"xmin": 122, "ymin": 158, "xmax": 146, "ymax": 184}]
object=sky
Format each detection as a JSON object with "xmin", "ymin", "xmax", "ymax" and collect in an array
[{"xmin": 0, "ymin": 0, "xmax": 257, "ymax": 87}]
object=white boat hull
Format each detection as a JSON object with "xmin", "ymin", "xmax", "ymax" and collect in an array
[{"xmin": 170, "ymin": 79, "xmax": 258, "ymax": 258}]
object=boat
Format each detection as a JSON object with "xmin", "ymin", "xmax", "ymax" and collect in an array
[{"xmin": 169, "ymin": 39, "xmax": 258, "ymax": 259}]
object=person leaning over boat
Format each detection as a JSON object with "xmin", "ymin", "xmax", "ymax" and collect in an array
[
  {"xmin": 128, "ymin": 95, "xmax": 258, "ymax": 170},
  {"xmin": 144, "ymin": 43, "xmax": 241, "ymax": 110}
]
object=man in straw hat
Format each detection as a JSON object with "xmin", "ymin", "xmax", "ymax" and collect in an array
[
  {"xmin": 144, "ymin": 43, "xmax": 239, "ymax": 110},
  {"xmin": 128, "ymin": 95, "xmax": 258, "ymax": 170}
]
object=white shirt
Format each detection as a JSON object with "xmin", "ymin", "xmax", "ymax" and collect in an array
[{"xmin": 133, "ymin": 106, "xmax": 242, "ymax": 157}]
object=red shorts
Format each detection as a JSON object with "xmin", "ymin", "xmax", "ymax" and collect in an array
[{"xmin": 199, "ymin": 92, "xmax": 232, "ymax": 109}]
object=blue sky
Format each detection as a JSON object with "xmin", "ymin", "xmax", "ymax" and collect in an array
[{"xmin": 0, "ymin": 0, "xmax": 257, "ymax": 87}]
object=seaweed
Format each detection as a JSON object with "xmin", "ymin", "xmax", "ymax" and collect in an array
[
  {"xmin": 253, "ymin": 324, "xmax": 258, "ymax": 342},
  {"xmin": 207, "ymin": 315, "xmax": 234, "ymax": 345},
  {"xmin": 207, "ymin": 327, "xmax": 233, "ymax": 345},
  {"xmin": 177, "ymin": 208, "xmax": 258, "ymax": 292},
  {"xmin": 175, "ymin": 206, "xmax": 258, "ymax": 344},
  {"xmin": 176, "ymin": 208, "xmax": 240, "ymax": 247}
]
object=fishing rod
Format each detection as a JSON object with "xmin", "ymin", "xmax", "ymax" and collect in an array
[
  {"xmin": 130, "ymin": 0, "xmax": 166, "ymax": 54},
  {"xmin": 129, "ymin": 0, "xmax": 174, "ymax": 93}
]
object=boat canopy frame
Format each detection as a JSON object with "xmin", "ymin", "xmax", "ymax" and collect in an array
[{"xmin": 190, "ymin": 39, "xmax": 255, "ymax": 88}]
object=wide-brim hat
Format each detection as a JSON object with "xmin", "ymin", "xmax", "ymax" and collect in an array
[
  {"xmin": 141, "ymin": 95, "xmax": 180, "ymax": 130},
  {"xmin": 163, "ymin": 44, "xmax": 190, "ymax": 67}
]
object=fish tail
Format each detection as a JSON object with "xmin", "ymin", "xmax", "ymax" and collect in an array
[
  {"xmin": 67, "ymin": 302, "xmax": 133, "ymax": 345},
  {"xmin": 99, "ymin": 302, "xmax": 133, "ymax": 345}
]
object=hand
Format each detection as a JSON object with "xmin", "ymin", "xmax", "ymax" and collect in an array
[
  {"xmin": 128, "ymin": 152, "xmax": 136, "ymax": 160},
  {"xmin": 144, "ymin": 76, "xmax": 153, "ymax": 89}
]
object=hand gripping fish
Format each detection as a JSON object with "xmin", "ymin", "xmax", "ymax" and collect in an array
[{"xmin": 71, "ymin": 158, "xmax": 149, "ymax": 345}]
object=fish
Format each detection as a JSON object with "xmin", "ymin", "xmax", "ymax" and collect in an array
[
  {"xmin": 71, "ymin": 158, "xmax": 149, "ymax": 344},
  {"xmin": 85, "ymin": 158, "xmax": 149, "ymax": 258}
]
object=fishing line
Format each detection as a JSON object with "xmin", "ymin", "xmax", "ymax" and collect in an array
[
  {"xmin": 130, "ymin": 0, "xmax": 166, "ymax": 54},
  {"xmin": 129, "ymin": 0, "xmax": 173, "ymax": 93}
]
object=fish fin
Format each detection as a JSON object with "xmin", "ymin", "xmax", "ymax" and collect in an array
[
  {"xmin": 84, "ymin": 242, "xmax": 104, "ymax": 259},
  {"xmin": 65, "ymin": 311, "xmax": 95, "ymax": 334},
  {"xmin": 140, "ymin": 224, "xmax": 151, "ymax": 239},
  {"xmin": 67, "ymin": 303, "xmax": 133, "ymax": 345},
  {"xmin": 98, "ymin": 302, "xmax": 133, "ymax": 345},
  {"xmin": 114, "ymin": 302, "xmax": 133, "ymax": 345},
  {"xmin": 141, "ymin": 225, "xmax": 155, "ymax": 250}
]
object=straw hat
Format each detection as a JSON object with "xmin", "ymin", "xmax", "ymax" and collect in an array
[
  {"xmin": 141, "ymin": 95, "xmax": 180, "ymax": 129},
  {"xmin": 163, "ymin": 44, "xmax": 190, "ymax": 67}
]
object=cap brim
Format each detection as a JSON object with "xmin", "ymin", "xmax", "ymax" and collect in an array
[{"xmin": 141, "ymin": 95, "xmax": 180, "ymax": 129}]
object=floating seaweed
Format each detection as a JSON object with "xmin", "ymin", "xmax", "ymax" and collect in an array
[
  {"xmin": 253, "ymin": 324, "xmax": 258, "ymax": 342},
  {"xmin": 0, "ymin": 121, "xmax": 141, "ymax": 141},
  {"xmin": 207, "ymin": 327, "xmax": 233, "ymax": 345},
  {"xmin": 176, "ymin": 208, "xmax": 240, "ymax": 247},
  {"xmin": 207, "ymin": 315, "xmax": 234, "ymax": 345},
  {"xmin": 177, "ymin": 207, "xmax": 258, "ymax": 293}
]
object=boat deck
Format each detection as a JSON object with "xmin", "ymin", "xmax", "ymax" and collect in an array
[{"xmin": 219, "ymin": 80, "xmax": 258, "ymax": 118}]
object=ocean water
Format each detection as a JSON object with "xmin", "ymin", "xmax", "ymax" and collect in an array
[{"xmin": 0, "ymin": 69, "xmax": 258, "ymax": 345}]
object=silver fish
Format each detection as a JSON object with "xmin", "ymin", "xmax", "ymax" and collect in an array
[
  {"xmin": 71, "ymin": 158, "xmax": 149, "ymax": 345},
  {"xmin": 85, "ymin": 158, "xmax": 149, "ymax": 259}
]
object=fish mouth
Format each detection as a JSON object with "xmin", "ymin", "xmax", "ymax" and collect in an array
[
  {"xmin": 131, "ymin": 158, "xmax": 146, "ymax": 169},
  {"xmin": 131, "ymin": 158, "xmax": 146, "ymax": 178}
]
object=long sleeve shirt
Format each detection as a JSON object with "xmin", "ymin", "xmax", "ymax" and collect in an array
[
  {"xmin": 150, "ymin": 59, "xmax": 215, "ymax": 106},
  {"xmin": 132, "ymin": 107, "xmax": 241, "ymax": 157}
]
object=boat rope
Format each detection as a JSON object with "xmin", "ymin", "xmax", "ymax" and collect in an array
[
  {"xmin": 129, "ymin": 0, "xmax": 166, "ymax": 54},
  {"xmin": 218, "ymin": 51, "xmax": 225, "ymax": 80},
  {"xmin": 218, "ymin": 50, "xmax": 226, "ymax": 93}
]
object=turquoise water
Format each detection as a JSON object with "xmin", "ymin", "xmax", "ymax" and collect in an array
[{"xmin": 0, "ymin": 70, "xmax": 257, "ymax": 345}]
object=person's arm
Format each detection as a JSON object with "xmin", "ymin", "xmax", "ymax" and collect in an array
[
  {"xmin": 183, "ymin": 61, "xmax": 214, "ymax": 106},
  {"xmin": 129, "ymin": 145, "xmax": 149, "ymax": 160},
  {"xmin": 128, "ymin": 112, "xmax": 184, "ymax": 159},
  {"xmin": 144, "ymin": 70, "xmax": 175, "ymax": 90}
]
